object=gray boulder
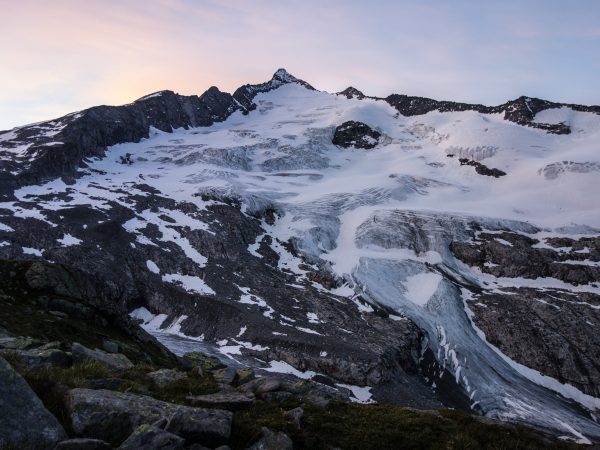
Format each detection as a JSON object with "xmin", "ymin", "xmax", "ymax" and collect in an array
[
  {"xmin": 119, "ymin": 424, "xmax": 185, "ymax": 450},
  {"xmin": 147, "ymin": 368, "xmax": 187, "ymax": 388},
  {"xmin": 72, "ymin": 342, "xmax": 133, "ymax": 370},
  {"xmin": 246, "ymin": 427, "xmax": 293, "ymax": 450},
  {"xmin": 0, "ymin": 356, "xmax": 66, "ymax": 449},
  {"xmin": 165, "ymin": 407, "xmax": 232, "ymax": 447},
  {"xmin": 68, "ymin": 388, "xmax": 232, "ymax": 446},
  {"xmin": 284, "ymin": 407, "xmax": 304, "ymax": 429},
  {"xmin": 0, "ymin": 347, "xmax": 71, "ymax": 369}
]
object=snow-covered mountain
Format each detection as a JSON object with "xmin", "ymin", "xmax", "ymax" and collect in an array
[{"xmin": 1, "ymin": 69, "xmax": 599, "ymax": 443}]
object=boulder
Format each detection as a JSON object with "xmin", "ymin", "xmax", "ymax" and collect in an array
[
  {"xmin": 235, "ymin": 367, "xmax": 255, "ymax": 385},
  {"xmin": 212, "ymin": 366, "xmax": 238, "ymax": 385},
  {"xmin": 186, "ymin": 390, "xmax": 255, "ymax": 410},
  {"xmin": 68, "ymin": 388, "xmax": 231, "ymax": 446},
  {"xmin": 246, "ymin": 427, "xmax": 293, "ymax": 450},
  {"xmin": 165, "ymin": 407, "xmax": 232, "ymax": 447},
  {"xmin": 103, "ymin": 339, "xmax": 120, "ymax": 354},
  {"xmin": 255, "ymin": 377, "xmax": 281, "ymax": 394},
  {"xmin": 148, "ymin": 368, "xmax": 187, "ymax": 388},
  {"xmin": 0, "ymin": 335, "xmax": 40, "ymax": 350},
  {"xmin": 118, "ymin": 424, "xmax": 185, "ymax": 450},
  {"xmin": 182, "ymin": 351, "xmax": 225, "ymax": 371},
  {"xmin": 72, "ymin": 342, "xmax": 133, "ymax": 370},
  {"xmin": 0, "ymin": 356, "xmax": 66, "ymax": 449},
  {"xmin": 55, "ymin": 438, "xmax": 113, "ymax": 450},
  {"xmin": 284, "ymin": 407, "xmax": 304, "ymax": 429},
  {"xmin": 0, "ymin": 347, "xmax": 71, "ymax": 369}
]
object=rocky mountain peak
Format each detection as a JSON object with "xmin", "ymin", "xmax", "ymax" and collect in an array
[
  {"xmin": 269, "ymin": 68, "xmax": 315, "ymax": 91},
  {"xmin": 337, "ymin": 86, "xmax": 366, "ymax": 100},
  {"xmin": 272, "ymin": 68, "xmax": 298, "ymax": 83}
]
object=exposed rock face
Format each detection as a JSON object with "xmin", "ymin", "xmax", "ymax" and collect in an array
[
  {"xmin": 467, "ymin": 287, "xmax": 600, "ymax": 397},
  {"xmin": 0, "ymin": 356, "xmax": 66, "ymax": 449},
  {"xmin": 457, "ymin": 158, "xmax": 506, "ymax": 177},
  {"xmin": 384, "ymin": 94, "xmax": 599, "ymax": 134},
  {"xmin": 451, "ymin": 232, "xmax": 600, "ymax": 285},
  {"xmin": 332, "ymin": 121, "xmax": 381, "ymax": 149},
  {"xmin": 451, "ymin": 231, "xmax": 600, "ymax": 397},
  {"xmin": 0, "ymin": 259, "xmax": 178, "ymax": 368},
  {"xmin": 337, "ymin": 86, "xmax": 367, "ymax": 100},
  {"xmin": 0, "ymin": 90, "xmax": 241, "ymax": 192},
  {"xmin": 233, "ymin": 68, "xmax": 315, "ymax": 111}
]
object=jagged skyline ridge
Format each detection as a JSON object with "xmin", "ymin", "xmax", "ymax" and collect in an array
[{"xmin": 2, "ymin": 0, "xmax": 600, "ymax": 130}]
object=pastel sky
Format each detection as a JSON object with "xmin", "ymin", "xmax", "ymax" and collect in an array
[{"xmin": 1, "ymin": 0, "xmax": 599, "ymax": 130}]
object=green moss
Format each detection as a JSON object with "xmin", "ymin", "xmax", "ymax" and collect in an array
[
  {"xmin": 231, "ymin": 400, "xmax": 582, "ymax": 450},
  {"xmin": 118, "ymin": 364, "xmax": 219, "ymax": 404},
  {"xmin": 17, "ymin": 360, "xmax": 112, "ymax": 388},
  {"xmin": 183, "ymin": 351, "xmax": 224, "ymax": 371}
]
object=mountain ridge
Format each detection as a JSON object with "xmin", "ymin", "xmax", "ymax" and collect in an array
[
  {"xmin": 1, "ymin": 68, "xmax": 600, "ymax": 443},
  {"xmin": 1, "ymin": 68, "xmax": 599, "ymax": 194}
]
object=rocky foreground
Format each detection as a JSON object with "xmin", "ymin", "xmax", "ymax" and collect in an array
[{"xmin": 0, "ymin": 259, "xmax": 585, "ymax": 449}]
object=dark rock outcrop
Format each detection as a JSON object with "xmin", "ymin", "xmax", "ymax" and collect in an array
[
  {"xmin": 337, "ymin": 86, "xmax": 367, "ymax": 100},
  {"xmin": 451, "ymin": 231, "xmax": 600, "ymax": 285},
  {"xmin": 451, "ymin": 231, "xmax": 600, "ymax": 396},
  {"xmin": 0, "ymin": 355, "xmax": 67, "ymax": 449},
  {"xmin": 332, "ymin": 121, "xmax": 381, "ymax": 149},
  {"xmin": 0, "ymin": 89, "xmax": 241, "ymax": 192},
  {"xmin": 384, "ymin": 94, "xmax": 599, "ymax": 134},
  {"xmin": 457, "ymin": 158, "xmax": 506, "ymax": 177},
  {"xmin": 233, "ymin": 68, "xmax": 315, "ymax": 111}
]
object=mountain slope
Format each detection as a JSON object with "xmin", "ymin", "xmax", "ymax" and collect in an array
[{"xmin": 0, "ymin": 69, "xmax": 599, "ymax": 443}]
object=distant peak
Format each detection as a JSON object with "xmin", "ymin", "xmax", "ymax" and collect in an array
[
  {"xmin": 270, "ymin": 69, "xmax": 315, "ymax": 91},
  {"xmin": 338, "ymin": 86, "xmax": 366, "ymax": 100},
  {"xmin": 272, "ymin": 68, "xmax": 299, "ymax": 83}
]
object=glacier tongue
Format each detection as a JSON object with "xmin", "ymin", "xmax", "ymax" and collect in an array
[
  {"xmin": 2, "ymin": 82, "xmax": 600, "ymax": 441},
  {"xmin": 344, "ymin": 210, "xmax": 600, "ymax": 439}
]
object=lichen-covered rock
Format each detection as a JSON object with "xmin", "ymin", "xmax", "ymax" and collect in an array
[
  {"xmin": 68, "ymin": 388, "xmax": 232, "ymax": 446},
  {"xmin": 147, "ymin": 368, "xmax": 187, "ymax": 388},
  {"xmin": 212, "ymin": 366, "xmax": 238, "ymax": 385},
  {"xmin": 72, "ymin": 342, "xmax": 133, "ymax": 370},
  {"xmin": 0, "ymin": 356, "xmax": 66, "ymax": 449},
  {"xmin": 182, "ymin": 352, "xmax": 226, "ymax": 371},
  {"xmin": 164, "ymin": 406, "xmax": 232, "ymax": 447}
]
